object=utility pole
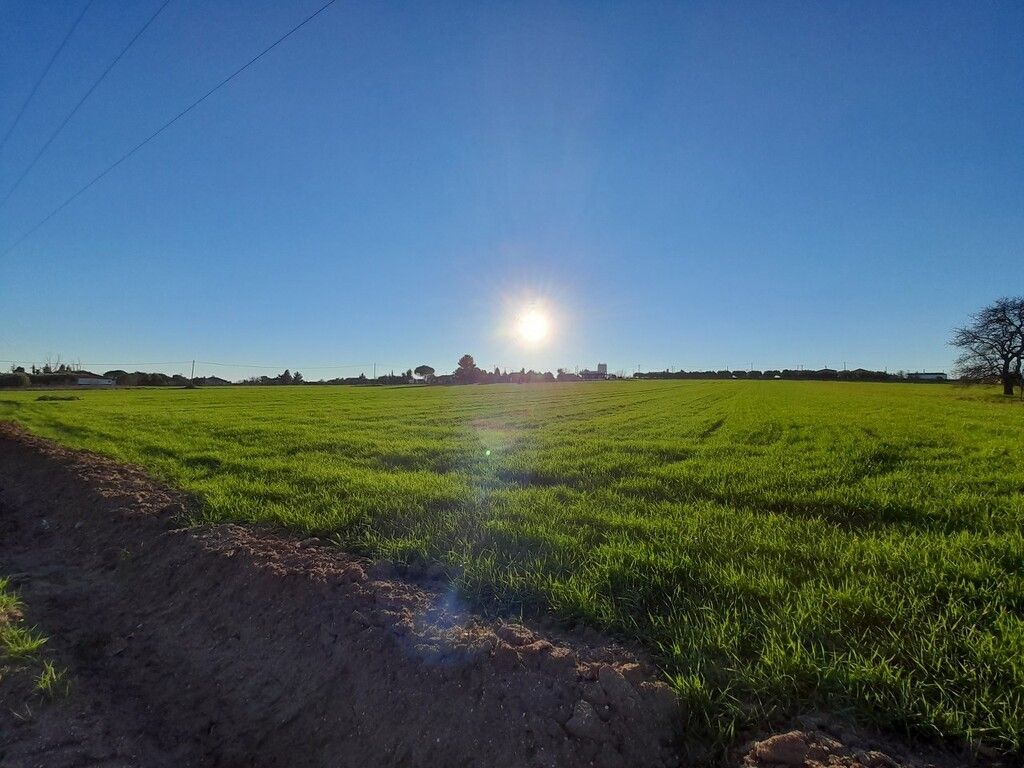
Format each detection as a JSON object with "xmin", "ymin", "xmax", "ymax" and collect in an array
[{"xmin": 190, "ymin": 359, "xmax": 195, "ymax": 381}]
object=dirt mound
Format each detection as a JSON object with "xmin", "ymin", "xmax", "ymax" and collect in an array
[
  {"xmin": 744, "ymin": 730, "xmax": 909, "ymax": 767},
  {"xmin": 738, "ymin": 724, "xmax": 1001, "ymax": 768},
  {"xmin": 0, "ymin": 423, "xmax": 682, "ymax": 767}
]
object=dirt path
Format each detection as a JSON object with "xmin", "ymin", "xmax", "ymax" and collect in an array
[{"xmin": 0, "ymin": 424, "xmax": 682, "ymax": 767}]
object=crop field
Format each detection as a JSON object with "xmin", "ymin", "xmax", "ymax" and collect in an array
[{"xmin": 1, "ymin": 381, "xmax": 1022, "ymax": 751}]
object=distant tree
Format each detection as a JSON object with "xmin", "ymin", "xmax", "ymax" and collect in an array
[
  {"xmin": 455, "ymin": 354, "xmax": 481, "ymax": 384},
  {"xmin": 414, "ymin": 365, "xmax": 434, "ymax": 379},
  {"xmin": 405, "ymin": 369, "xmax": 413, "ymax": 380},
  {"xmin": 293, "ymin": 371, "xmax": 304, "ymax": 384},
  {"xmin": 280, "ymin": 369, "xmax": 294, "ymax": 385},
  {"xmin": 951, "ymin": 297, "xmax": 1024, "ymax": 396}
]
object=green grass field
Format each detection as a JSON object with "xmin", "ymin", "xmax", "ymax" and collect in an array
[{"xmin": 2, "ymin": 381, "xmax": 1022, "ymax": 751}]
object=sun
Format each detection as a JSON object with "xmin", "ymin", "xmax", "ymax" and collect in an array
[{"xmin": 516, "ymin": 308, "xmax": 550, "ymax": 345}]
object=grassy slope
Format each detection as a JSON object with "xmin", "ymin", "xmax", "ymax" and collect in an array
[{"xmin": 1, "ymin": 381, "xmax": 1022, "ymax": 749}]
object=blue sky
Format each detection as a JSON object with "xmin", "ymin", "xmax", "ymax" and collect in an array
[{"xmin": 1, "ymin": 0, "xmax": 1021, "ymax": 380}]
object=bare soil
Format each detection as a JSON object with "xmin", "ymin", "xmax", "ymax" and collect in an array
[{"xmin": 0, "ymin": 423, "xmax": 1002, "ymax": 768}]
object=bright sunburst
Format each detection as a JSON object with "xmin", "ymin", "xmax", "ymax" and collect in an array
[{"xmin": 516, "ymin": 308, "xmax": 550, "ymax": 345}]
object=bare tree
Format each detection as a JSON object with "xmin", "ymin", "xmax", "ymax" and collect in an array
[{"xmin": 951, "ymin": 297, "xmax": 1024, "ymax": 396}]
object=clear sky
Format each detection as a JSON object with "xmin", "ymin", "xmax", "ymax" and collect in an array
[{"xmin": 1, "ymin": 0, "xmax": 1021, "ymax": 380}]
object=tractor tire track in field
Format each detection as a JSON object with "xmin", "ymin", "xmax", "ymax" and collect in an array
[{"xmin": 0, "ymin": 423, "xmax": 683, "ymax": 768}]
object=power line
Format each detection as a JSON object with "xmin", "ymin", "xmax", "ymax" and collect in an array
[
  {"xmin": 0, "ymin": 0, "xmax": 174, "ymax": 210},
  {"xmin": 1, "ymin": 0, "xmax": 340, "ymax": 258},
  {"xmin": 0, "ymin": 0, "xmax": 96, "ymax": 155}
]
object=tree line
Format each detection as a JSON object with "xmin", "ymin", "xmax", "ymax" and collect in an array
[
  {"xmin": 635, "ymin": 368, "xmax": 914, "ymax": 382},
  {"xmin": 0, "ymin": 357, "xmax": 954, "ymax": 390},
  {"xmin": 3, "ymin": 298, "xmax": 1020, "ymax": 393}
]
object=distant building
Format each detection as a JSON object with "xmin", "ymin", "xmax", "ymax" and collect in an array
[
  {"xmin": 907, "ymin": 372, "xmax": 947, "ymax": 381},
  {"xmin": 580, "ymin": 363, "xmax": 611, "ymax": 381},
  {"xmin": 76, "ymin": 376, "xmax": 115, "ymax": 387}
]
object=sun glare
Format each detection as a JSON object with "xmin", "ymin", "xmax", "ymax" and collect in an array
[{"xmin": 516, "ymin": 308, "xmax": 550, "ymax": 345}]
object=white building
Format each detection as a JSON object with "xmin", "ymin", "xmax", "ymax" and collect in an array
[{"xmin": 77, "ymin": 377, "xmax": 116, "ymax": 387}]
